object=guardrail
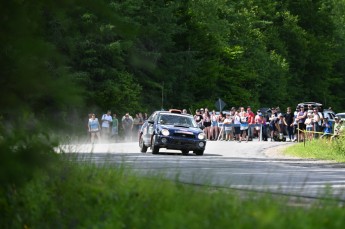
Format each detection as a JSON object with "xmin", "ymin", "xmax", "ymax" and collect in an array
[{"xmin": 217, "ymin": 123, "xmax": 265, "ymax": 141}]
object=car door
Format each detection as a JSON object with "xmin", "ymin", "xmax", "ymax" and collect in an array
[{"xmin": 142, "ymin": 112, "xmax": 157, "ymax": 146}]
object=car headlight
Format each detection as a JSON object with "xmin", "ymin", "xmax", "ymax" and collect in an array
[
  {"xmin": 161, "ymin": 129, "xmax": 170, "ymax": 136},
  {"xmin": 198, "ymin": 133, "xmax": 205, "ymax": 140}
]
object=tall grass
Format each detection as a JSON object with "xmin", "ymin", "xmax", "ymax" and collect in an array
[
  {"xmin": 3, "ymin": 158, "xmax": 345, "ymax": 229},
  {"xmin": 285, "ymin": 137, "xmax": 345, "ymax": 162},
  {"xmin": 2, "ymin": 119, "xmax": 345, "ymax": 228}
]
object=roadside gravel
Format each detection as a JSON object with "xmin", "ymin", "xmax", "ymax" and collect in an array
[{"xmin": 263, "ymin": 144, "xmax": 299, "ymax": 159}]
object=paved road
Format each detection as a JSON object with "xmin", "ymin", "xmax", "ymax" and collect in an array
[{"xmin": 61, "ymin": 140, "xmax": 345, "ymax": 201}]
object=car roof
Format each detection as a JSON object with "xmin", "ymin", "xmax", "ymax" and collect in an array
[
  {"xmin": 297, "ymin": 102, "xmax": 323, "ymax": 106},
  {"xmin": 156, "ymin": 111, "xmax": 193, "ymax": 117}
]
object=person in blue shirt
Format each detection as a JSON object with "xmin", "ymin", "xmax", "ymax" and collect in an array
[
  {"xmin": 88, "ymin": 114, "xmax": 101, "ymax": 143},
  {"xmin": 320, "ymin": 117, "xmax": 332, "ymax": 139}
]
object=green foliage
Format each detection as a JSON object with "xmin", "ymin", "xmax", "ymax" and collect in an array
[
  {"xmin": 285, "ymin": 138, "xmax": 345, "ymax": 162},
  {"xmin": 0, "ymin": 116, "xmax": 59, "ymax": 226},
  {"xmin": 1, "ymin": 0, "xmax": 344, "ymax": 118},
  {"xmin": 0, "ymin": 0, "xmax": 83, "ymax": 127},
  {"xmin": 3, "ymin": 161, "xmax": 345, "ymax": 228},
  {"xmin": 2, "ymin": 0, "xmax": 345, "ymax": 118}
]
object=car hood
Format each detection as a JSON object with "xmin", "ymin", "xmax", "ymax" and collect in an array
[{"xmin": 159, "ymin": 124, "xmax": 202, "ymax": 134}]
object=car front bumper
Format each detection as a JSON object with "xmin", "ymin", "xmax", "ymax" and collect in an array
[{"xmin": 154, "ymin": 135, "xmax": 206, "ymax": 150}]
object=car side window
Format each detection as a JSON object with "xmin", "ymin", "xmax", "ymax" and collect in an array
[{"xmin": 148, "ymin": 113, "xmax": 156, "ymax": 123}]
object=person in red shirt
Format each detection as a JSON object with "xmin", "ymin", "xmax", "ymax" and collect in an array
[{"xmin": 247, "ymin": 106, "xmax": 255, "ymax": 140}]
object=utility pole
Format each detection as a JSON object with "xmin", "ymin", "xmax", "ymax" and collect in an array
[{"xmin": 161, "ymin": 81, "xmax": 164, "ymax": 110}]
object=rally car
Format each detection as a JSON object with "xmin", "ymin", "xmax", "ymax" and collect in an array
[{"xmin": 139, "ymin": 110, "xmax": 206, "ymax": 155}]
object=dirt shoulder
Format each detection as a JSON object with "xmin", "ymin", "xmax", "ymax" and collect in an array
[
  {"xmin": 263, "ymin": 144, "xmax": 345, "ymax": 168},
  {"xmin": 263, "ymin": 144, "xmax": 298, "ymax": 159}
]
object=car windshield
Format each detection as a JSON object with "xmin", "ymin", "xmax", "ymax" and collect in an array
[{"xmin": 158, "ymin": 114, "xmax": 197, "ymax": 127}]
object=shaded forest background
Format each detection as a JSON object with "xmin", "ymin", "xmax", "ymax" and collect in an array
[
  {"xmin": 2, "ymin": 1, "xmax": 345, "ymax": 225},
  {"xmin": 1, "ymin": 0, "xmax": 345, "ymax": 129}
]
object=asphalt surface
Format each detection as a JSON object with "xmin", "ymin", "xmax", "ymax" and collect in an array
[{"xmin": 60, "ymin": 140, "xmax": 345, "ymax": 201}]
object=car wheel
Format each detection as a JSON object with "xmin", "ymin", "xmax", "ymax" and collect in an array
[
  {"xmin": 139, "ymin": 135, "xmax": 148, "ymax": 153},
  {"xmin": 151, "ymin": 135, "xmax": 159, "ymax": 154},
  {"xmin": 193, "ymin": 150, "xmax": 204, "ymax": 156},
  {"xmin": 181, "ymin": 149, "xmax": 189, "ymax": 155}
]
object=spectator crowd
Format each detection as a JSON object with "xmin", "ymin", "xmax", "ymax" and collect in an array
[
  {"xmin": 86, "ymin": 105, "xmax": 344, "ymax": 144},
  {"xmin": 191, "ymin": 106, "xmax": 344, "ymax": 143},
  {"xmin": 87, "ymin": 111, "xmax": 148, "ymax": 143}
]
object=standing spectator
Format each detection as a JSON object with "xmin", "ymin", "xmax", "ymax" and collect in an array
[
  {"xmin": 111, "ymin": 113, "xmax": 119, "ymax": 142},
  {"xmin": 254, "ymin": 110, "xmax": 265, "ymax": 141},
  {"xmin": 276, "ymin": 114, "xmax": 287, "ymax": 139},
  {"xmin": 138, "ymin": 113, "xmax": 144, "ymax": 132},
  {"xmin": 101, "ymin": 110, "xmax": 113, "ymax": 141},
  {"xmin": 223, "ymin": 114, "xmax": 233, "ymax": 141},
  {"xmin": 229, "ymin": 108, "xmax": 236, "ymax": 140},
  {"xmin": 320, "ymin": 117, "xmax": 332, "ymax": 139},
  {"xmin": 331, "ymin": 117, "xmax": 344, "ymax": 140},
  {"xmin": 312, "ymin": 108, "xmax": 321, "ymax": 139},
  {"xmin": 200, "ymin": 108, "xmax": 205, "ymax": 116},
  {"xmin": 304, "ymin": 113, "xmax": 314, "ymax": 141},
  {"xmin": 217, "ymin": 112, "xmax": 225, "ymax": 140},
  {"xmin": 122, "ymin": 113, "xmax": 133, "ymax": 141},
  {"xmin": 143, "ymin": 113, "xmax": 148, "ymax": 121},
  {"xmin": 284, "ymin": 107, "xmax": 294, "ymax": 142},
  {"xmin": 182, "ymin": 109, "xmax": 188, "ymax": 114},
  {"xmin": 293, "ymin": 106, "xmax": 299, "ymax": 141},
  {"xmin": 246, "ymin": 106, "xmax": 255, "ymax": 140},
  {"xmin": 269, "ymin": 108, "xmax": 278, "ymax": 141},
  {"xmin": 88, "ymin": 114, "xmax": 101, "ymax": 143},
  {"xmin": 194, "ymin": 109, "xmax": 203, "ymax": 127},
  {"xmin": 233, "ymin": 111, "xmax": 241, "ymax": 142},
  {"xmin": 210, "ymin": 110, "xmax": 219, "ymax": 140},
  {"xmin": 307, "ymin": 104, "xmax": 313, "ymax": 113},
  {"xmin": 239, "ymin": 107, "xmax": 249, "ymax": 143},
  {"xmin": 203, "ymin": 108, "xmax": 212, "ymax": 140},
  {"xmin": 295, "ymin": 106, "xmax": 307, "ymax": 142},
  {"xmin": 317, "ymin": 106, "xmax": 324, "ymax": 133}
]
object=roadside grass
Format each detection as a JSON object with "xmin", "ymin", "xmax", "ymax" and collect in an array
[
  {"xmin": 284, "ymin": 137, "xmax": 345, "ymax": 162},
  {"xmin": 4, "ymin": 156, "xmax": 345, "ymax": 229}
]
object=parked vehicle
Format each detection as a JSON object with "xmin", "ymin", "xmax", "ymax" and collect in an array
[
  {"xmin": 258, "ymin": 107, "xmax": 272, "ymax": 118},
  {"xmin": 297, "ymin": 102, "xmax": 323, "ymax": 110},
  {"xmin": 139, "ymin": 109, "xmax": 206, "ymax": 155},
  {"xmin": 297, "ymin": 102, "xmax": 336, "ymax": 122},
  {"xmin": 323, "ymin": 109, "xmax": 336, "ymax": 122},
  {"xmin": 336, "ymin": 113, "xmax": 345, "ymax": 121}
]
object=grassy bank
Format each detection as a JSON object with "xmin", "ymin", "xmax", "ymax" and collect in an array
[
  {"xmin": 2, "ymin": 157, "xmax": 345, "ymax": 229},
  {"xmin": 284, "ymin": 138, "xmax": 345, "ymax": 162}
]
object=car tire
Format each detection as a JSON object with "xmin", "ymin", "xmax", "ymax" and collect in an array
[
  {"xmin": 181, "ymin": 149, "xmax": 189, "ymax": 155},
  {"xmin": 151, "ymin": 135, "xmax": 159, "ymax": 154},
  {"xmin": 139, "ymin": 134, "xmax": 148, "ymax": 153},
  {"xmin": 193, "ymin": 150, "xmax": 204, "ymax": 156}
]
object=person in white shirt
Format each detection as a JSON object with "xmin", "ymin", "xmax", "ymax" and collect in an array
[
  {"xmin": 233, "ymin": 111, "xmax": 242, "ymax": 142},
  {"xmin": 223, "ymin": 114, "xmax": 233, "ymax": 141},
  {"xmin": 101, "ymin": 110, "xmax": 113, "ymax": 140}
]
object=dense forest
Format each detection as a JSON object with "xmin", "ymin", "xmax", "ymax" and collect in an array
[
  {"xmin": 2, "ymin": 1, "xmax": 345, "ymax": 226},
  {"xmin": 1, "ymin": 0, "xmax": 345, "ymax": 125}
]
